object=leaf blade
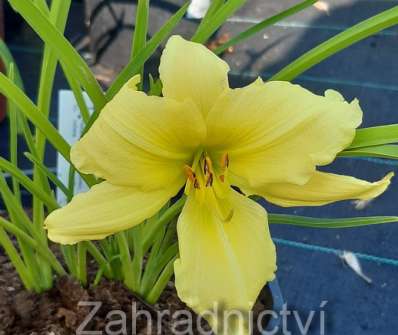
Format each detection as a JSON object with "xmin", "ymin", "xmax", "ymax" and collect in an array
[
  {"xmin": 214, "ymin": 0, "xmax": 317, "ymax": 54},
  {"xmin": 269, "ymin": 214, "xmax": 398, "ymax": 228},
  {"xmin": 271, "ymin": 6, "xmax": 398, "ymax": 81}
]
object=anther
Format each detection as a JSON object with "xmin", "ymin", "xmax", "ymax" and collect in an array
[
  {"xmin": 221, "ymin": 153, "xmax": 229, "ymax": 169},
  {"xmin": 184, "ymin": 165, "xmax": 196, "ymax": 183},
  {"xmin": 204, "ymin": 156, "xmax": 213, "ymax": 175},
  {"xmin": 205, "ymin": 173, "xmax": 214, "ymax": 187},
  {"xmin": 219, "ymin": 175, "xmax": 225, "ymax": 183}
]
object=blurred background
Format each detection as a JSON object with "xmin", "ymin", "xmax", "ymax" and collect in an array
[{"xmin": 1, "ymin": 1, "xmax": 398, "ymax": 333}]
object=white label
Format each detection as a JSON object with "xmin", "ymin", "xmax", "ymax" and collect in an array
[
  {"xmin": 187, "ymin": 0, "xmax": 211, "ymax": 19},
  {"xmin": 57, "ymin": 90, "xmax": 94, "ymax": 206}
]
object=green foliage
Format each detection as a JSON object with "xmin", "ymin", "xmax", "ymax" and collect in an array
[
  {"xmin": 214, "ymin": 0, "xmax": 318, "ymax": 54},
  {"xmin": 0, "ymin": 0, "xmax": 397, "ymax": 301},
  {"xmin": 269, "ymin": 214, "xmax": 398, "ymax": 228},
  {"xmin": 271, "ymin": 6, "xmax": 398, "ymax": 81}
]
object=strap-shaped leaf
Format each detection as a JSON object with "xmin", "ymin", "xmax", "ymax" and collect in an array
[
  {"xmin": 0, "ymin": 157, "xmax": 59, "ymax": 211},
  {"xmin": 341, "ymin": 144, "xmax": 398, "ymax": 160},
  {"xmin": 214, "ymin": 0, "xmax": 317, "ymax": 54},
  {"xmin": 0, "ymin": 216, "xmax": 66, "ymax": 276},
  {"xmin": 349, "ymin": 124, "xmax": 398, "ymax": 149},
  {"xmin": 271, "ymin": 6, "xmax": 398, "ymax": 81},
  {"xmin": 105, "ymin": 2, "xmax": 190, "ymax": 101},
  {"xmin": 0, "ymin": 73, "xmax": 70, "ymax": 159},
  {"xmin": 269, "ymin": 214, "xmax": 398, "ymax": 228},
  {"xmin": 8, "ymin": 0, "xmax": 106, "ymax": 110}
]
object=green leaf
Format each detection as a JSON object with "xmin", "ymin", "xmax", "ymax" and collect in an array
[
  {"xmin": 0, "ymin": 228, "xmax": 34, "ymax": 290},
  {"xmin": 214, "ymin": 0, "xmax": 317, "ymax": 54},
  {"xmin": 0, "ymin": 39, "xmax": 28, "ymax": 134},
  {"xmin": 0, "ymin": 73, "xmax": 97, "ymax": 188},
  {"xmin": 271, "ymin": 6, "xmax": 398, "ymax": 81},
  {"xmin": 192, "ymin": 0, "xmax": 246, "ymax": 44},
  {"xmin": 64, "ymin": 71, "xmax": 91, "ymax": 124},
  {"xmin": 105, "ymin": 2, "xmax": 189, "ymax": 101},
  {"xmin": 77, "ymin": 243, "xmax": 88, "ymax": 286},
  {"xmin": 131, "ymin": 0, "xmax": 149, "ymax": 59},
  {"xmin": 0, "ymin": 74, "xmax": 96, "ymax": 185},
  {"xmin": 17, "ymin": 113, "xmax": 39, "ymax": 157},
  {"xmin": 36, "ymin": 0, "xmax": 71, "ymax": 123},
  {"xmin": 348, "ymin": 124, "xmax": 398, "ymax": 149},
  {"xmin": 0, "ymin": 170, "xmax": 33, "ymax": 234},
  {"xmin": 0, "ymin": 49, "xmax": 36, "ymax": 157},
  {"xmin": 340, "ymin": 144, "xmax": 398, "ymax": 160},
  {"xmin": 146, "ymin": 255, "xmax": 177, "ymax": 304},
  {"xmin": 7, "ymin": 64, "xmax": 21, "ymax": 200},
  {"xmin": 0, "ymin": 40, "xmax": 24, "ymax": 89},
  {"xmin": 85, "ymin": 241, "xmax": 113, "ymax": 279},
  {"xmin": 142, "ymin": 196, "xmax": 186, "ymax": 251},
  {"xmin": 148, "ymin": 74, "xmax": 163, "ymax": 96},
  {"xmin": 32, "ymin": 0, "xmax": 71, "ymax": 236},
  {"xmin": 269, "ymin": 214, "xmax": 398, "ymax": 228},
  {"xmin": 0, "ymin": 171, "xmax": 44, "ymax": 291},
  {"xmin": 116, "ymin": 232, "xmax": 137, "ymax": 292},
  {"xmin": 8, "ymin": 0, "xmax": 106, "ymax": 111},
  {"xmin": 24, "ymin": 152, "xmax": 72, "ymax": 198},
  {"xmin": 0, "ymin": 216, "xmax": 66, "ymax": 276},
  {"xmin": 0, "ymin": 73, "xmax": 71, "ymax": 160},
  {"xmin": 0, "ymin": 157, "xmax": 59, "ymax": 211},
  {"xmin": 131, "ymin": 0, "xmax": 149, "ymax": 90},
  {"xmin": 194, "ymin": 0, "xmax": 224, "ymax": 38}
]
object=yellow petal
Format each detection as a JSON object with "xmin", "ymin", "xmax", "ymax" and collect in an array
[
  {"xmin": 72, "ymin": 77, "xmax": 206, "ymax": 190},
  {"xmin": 206, "ymin": 80, "xmax": 362, "ymax": 187},
  {"xmin": 174, "ymin": 189, "xmax": 276, "ymax": 334},
  {"xmin": 243, "ymin": 171, "xmax": 394, "ymax": 207},
  {"xmin": 45, "ymin": 181, "xmax": 180, "ymax": 244},
  {"xmin": 159, "ymin": 35, "xmax": 230, "ymax": 117}
]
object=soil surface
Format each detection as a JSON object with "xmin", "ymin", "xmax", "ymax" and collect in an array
[{"xmin": 0, "ymin": 254, "xmax": 273, "ymax": 334}]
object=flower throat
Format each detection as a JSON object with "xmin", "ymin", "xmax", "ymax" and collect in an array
[{"xmin": 184, "ymin": 150, "xmax": 233, "ymax": 222}]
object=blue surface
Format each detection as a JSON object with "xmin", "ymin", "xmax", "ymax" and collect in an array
[{"xmin": 1, "ymin": 1, "xmax": 398, "ymax": 334}]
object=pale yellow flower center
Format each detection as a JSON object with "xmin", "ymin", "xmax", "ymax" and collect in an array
[{"xmin": 184, "ymin": 150, "xmax": 233, "ymax": 222}]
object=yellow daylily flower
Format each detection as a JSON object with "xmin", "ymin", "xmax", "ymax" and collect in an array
[{"xmin": 45, "ymin": 35, "xmax": 393, "ymax": 334}]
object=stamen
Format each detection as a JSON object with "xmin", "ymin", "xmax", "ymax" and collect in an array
[
  {"xmin": 184, "ymin": 165, "xmax": 200, "ymax": 189},
  {"xmin": 205, "ymin": 173, "xmax": 214, "ymax": 187},
  {"xmin": 184, "ymin": 165, "xmax": 196, "ymax": 183},
  {"xmin": 221, "ymin": 153, "xmax": 229, "ymax": 169},
  {"xmin": 204, "ymin": 156, "xmax": 213, "ymax": 175},
  {"xmin": 219, "ymin": 175, "xmax": 225, "ymax": 183}
]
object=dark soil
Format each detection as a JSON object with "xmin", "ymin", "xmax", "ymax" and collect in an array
[{"xmin": 0, "ymin": 254, "xmax": 273, "ymax": 335}]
